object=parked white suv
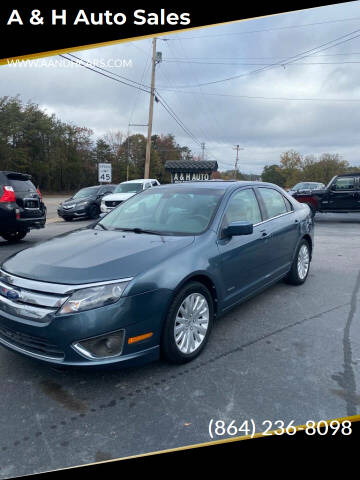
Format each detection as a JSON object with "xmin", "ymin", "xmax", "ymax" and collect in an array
[{"xmin": 101, "ymin": 179, "xmax": 160, "ymax": 213}]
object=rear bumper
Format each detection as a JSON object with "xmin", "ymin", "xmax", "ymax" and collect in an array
[{"xmin": 0, "ymin": 204, "xmax": 46, "ymax": 232}]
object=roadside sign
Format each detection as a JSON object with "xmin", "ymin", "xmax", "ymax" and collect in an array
[{"xmin": 98, "ymin": 163, "xmax": 112, "ymax": 183}]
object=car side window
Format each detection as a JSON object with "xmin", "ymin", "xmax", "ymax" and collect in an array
[
  {"xmin": 223, "ymin": 188, "xmax": 262, "ymax": 226},
  {"xmin": 258, "ymin": 188, "xmax": 289, "ymax": 219},
  {"xmin": 283, "ymin": 196, "xmax": 293, "ymax": 212},
  {"xmin": 332, "ymin": 177, "xmax": 356, "ymax": 190},
  {"xmin": 152, "ymin": 181, "xmax": 158, "ymax": 187}
]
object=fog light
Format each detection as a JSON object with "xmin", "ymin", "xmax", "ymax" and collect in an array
[{"xmin": 73, "ymin": 330, "xmax": 125, "ymax": 360}]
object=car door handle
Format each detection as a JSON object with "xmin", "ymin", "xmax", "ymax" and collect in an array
[{"xmin": 260, "ymin": 229, "xmax": 270, "ymax": 238}]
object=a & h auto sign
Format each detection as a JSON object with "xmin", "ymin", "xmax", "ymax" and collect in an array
[{"xmin": 165, "ymin": 161, "xmax": 218, "ymax": 183}]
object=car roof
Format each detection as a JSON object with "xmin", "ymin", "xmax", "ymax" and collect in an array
[
  {"xmin": 121, "ymin": 179, "xmax": 157, "ymax": 184},
  {"xmin": 155, "ymin": 180, "xmax": 278, "ymax": 191}
]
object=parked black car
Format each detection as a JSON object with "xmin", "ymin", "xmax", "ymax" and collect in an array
[
  {"xmin": 0, "ymin": 171, "xmax": 46, "ymax": 242},
  {"xmin": 57, "ymin": 185, "xmax": 116, "ymax": 221},
  {"xmin": 292, "ymin": 173, "xmax": 360, "ymax": 216}
]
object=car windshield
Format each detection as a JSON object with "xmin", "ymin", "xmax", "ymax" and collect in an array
[
  {"xmin": 73, "ymin": 187, "xmax": 99, "ymax": 199},
  {"xmin": 292, "ymin": 183, "xmax": 308, "ymax": 190},
  {"xmin": 114, "ymin": 183, "xmax": 143, "ymax": 193},
  {"xmin": 97, "ymin": 186, "xmax": 225, "ymax": 235}
]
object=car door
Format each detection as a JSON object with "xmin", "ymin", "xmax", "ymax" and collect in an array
[
  {"xmin": 326, "ymin": 176, "xmax": 360, "ymax": 211},
  {"xmin": 217, "ymin": 187, "xmax": 269, "ymax": 307},
  {"xmin": 256, "ymin": 187, "xmax": 299, "ymax": 277}
]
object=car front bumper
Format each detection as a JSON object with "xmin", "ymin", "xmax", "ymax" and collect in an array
[
  {"xmin": 0, "ymin": 288, "xmax": 173, "ymax": 368},
  {"xmin": 58, "ymin": 206, "xmax": 88, "ymax": 218},
  {"xmin": 100, "ymin": 204, "xmax": 117, "ymax": 214}
]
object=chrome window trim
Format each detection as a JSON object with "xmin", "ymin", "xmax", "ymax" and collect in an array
[{"xmin": 253, "ymin": 210, "xmax": 294, "ymax": 227}]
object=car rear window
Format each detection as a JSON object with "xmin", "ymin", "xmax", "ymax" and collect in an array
[{"xmin": 7, "ymin": 179, "xmax": 36, "ymax": 192}]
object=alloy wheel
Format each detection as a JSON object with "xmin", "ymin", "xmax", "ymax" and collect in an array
[
  {"xmin": 297, "ymin": 244, "xmax": 310, "ymax": 280},
  {"xmin": 174, "ymin": 293, "xmax": 209, "ymax": 354}
]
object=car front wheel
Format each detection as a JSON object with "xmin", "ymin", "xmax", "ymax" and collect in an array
[
  {"xmin": 88, "ymin": 204, "xmax": 99, "ymax": 219},
  {"xmin": 161, "ymin": 282, "xmax": 214, "ymax": 364},
  {"xmin": 285, "ymin": 239, "xmax": 311, "ymax": 285}
]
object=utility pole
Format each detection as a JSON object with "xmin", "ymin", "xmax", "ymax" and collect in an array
[
  {"xmin": 201, "ymin": 142, "xmax": 206, "ymax": 160},
  {"xmin": 233, "ymin": 145, "xmax": 244, "ymax": 179},
  {"xmin": 145, "ymin": 38, "xmax": 160, "ymax": 179}
]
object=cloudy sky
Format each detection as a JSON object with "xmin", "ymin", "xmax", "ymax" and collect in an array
[{"xmin": 2, "ymin": 2, "xmax": 360, "ymax": 174}]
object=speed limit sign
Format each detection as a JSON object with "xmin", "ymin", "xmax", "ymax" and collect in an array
[{"xmin": 98, "ymin": 163, "xmax": 112, "ymax": 183}]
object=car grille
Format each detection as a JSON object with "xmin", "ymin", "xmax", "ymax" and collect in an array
[
  {"xmin": 105, "ymin": 200, "xmax": 122, "ymax": 208},
  {"xmin": 0, "ymin": 324, "xmax": 64, "ymax": 359},
  {"xmin": 0, "ymin": 273, "xmax": 69, "ymax": 322}
]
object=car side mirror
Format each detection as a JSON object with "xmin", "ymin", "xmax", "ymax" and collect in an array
[
  {"xmin": 222, "ymin": 221, "xmax": 253, "ymax": 237},
  {"xmin": 330, "ymin": 185, "xmax": 337, "ymax": 191}
]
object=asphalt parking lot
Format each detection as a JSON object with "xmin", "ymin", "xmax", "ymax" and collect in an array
[{"xmin": 0, "ymin": 211, "xmax": 359, "ymax": 477}]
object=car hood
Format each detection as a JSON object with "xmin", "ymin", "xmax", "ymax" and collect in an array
[
  {"xmin": 2, "ymin": 229, "xmax": 194, "ymax": 284},
  {"xmin": 102, "ymin": 192, "xmax": 136, "ymax": 202},
  {"xmin": 62, "ymin": 196, "xmax": 93, "ymax": 206}
]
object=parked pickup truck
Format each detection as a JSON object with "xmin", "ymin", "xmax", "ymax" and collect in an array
[{"xmin": 292, "ymin": 173, "xmax": 360, "ymax": 217}]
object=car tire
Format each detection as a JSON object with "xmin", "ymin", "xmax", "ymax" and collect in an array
[
  {"xmin": 1, "ymin": 231, "xmax": 27, "ymax": 242},
  {"xmin": 285, "ymin": 239, "xmax": 311, "ymax": 285},
  {"xmin": 64, "ymin": 217, "xmax": 73, "ymax": 222},
  {"xmin": 89, "ymin": 204, "xmax": 99, "ymax": 219},
  {"xmin": 161, "ymin": 281, "xmax": 214, "ymax": 364}
]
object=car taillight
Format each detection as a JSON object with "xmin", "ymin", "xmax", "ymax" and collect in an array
[
  {"xmin": 36, "ymin": 188, "xmax": 42, "ymax": 200},
  {"xmin": 0, "ymin": 186, "xmax": 16, "ymax": 203}
]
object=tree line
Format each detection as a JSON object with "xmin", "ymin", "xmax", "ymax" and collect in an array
[
  {"xmin": 261, "ymin": 150, "xmax": 360, "ymax": 188},
  {"xmin": 2, "ymin": 96, "xmax": 359, "ymax": 192},
  {"xmin": 0, "ymin": 96, "xmax": 193, "ymax": 192}
]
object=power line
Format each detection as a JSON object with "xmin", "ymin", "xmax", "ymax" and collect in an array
[
  {"xmin": 155, "ymin": 91, "xmax": 202, "ymax": 147},
  {"xmin": 162, "ymin": 16, "xmax": 360, "ymax": 40},
  {"xmin": 60, "ymin": 53, "xmax": 204, "ymax": 153},
  {"xmin": 162, "ymin": 52, "xmax": 360, "ymax": 60},
  {"xmin": 164, "ymin": 60, "xmax": 360, "ymax": 66},
  {"xmin": 158, "ymin": 89, "xmax": 360, "ymax": 102},
  {"xmin": 59, "ymin": 54, "xmax": 151, "ymax": 93},
  {"xmin": 159, "ymin": 40, "xmax": 213, "ymax": 144},
  {"xmin": 158, "ymin": 27, "xmax": 360, "ymax": 88}
]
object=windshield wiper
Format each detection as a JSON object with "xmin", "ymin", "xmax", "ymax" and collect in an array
[
  {"xmin": 96, "ymin": 223, "xmax": 108, "ymax": 231},
  {"xmin": 113, "ymin": 227, "xmax": 164, "ymax": 235}
]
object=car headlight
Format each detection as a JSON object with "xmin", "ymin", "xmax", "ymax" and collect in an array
[
  {"xmin": 58, "ymin": 282, "xmax": 130, "ymax": 315},
  {"xmin": 76, "ymin": 201, "xmax": 88, "ymax": 207}
]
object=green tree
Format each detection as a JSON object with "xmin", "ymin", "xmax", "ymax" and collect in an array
[{"xmin": 261, "ymin": 164, "xmax": 286, "ymax": 187}]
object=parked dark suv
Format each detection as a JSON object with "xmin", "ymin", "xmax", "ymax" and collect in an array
[
  {"xmin": 57, "ymin": 185, "xmax": 116, "ymax": 221},
  {"xmin": 0, "ymin": 171, "xmax": 46, "ymax": 242}
]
